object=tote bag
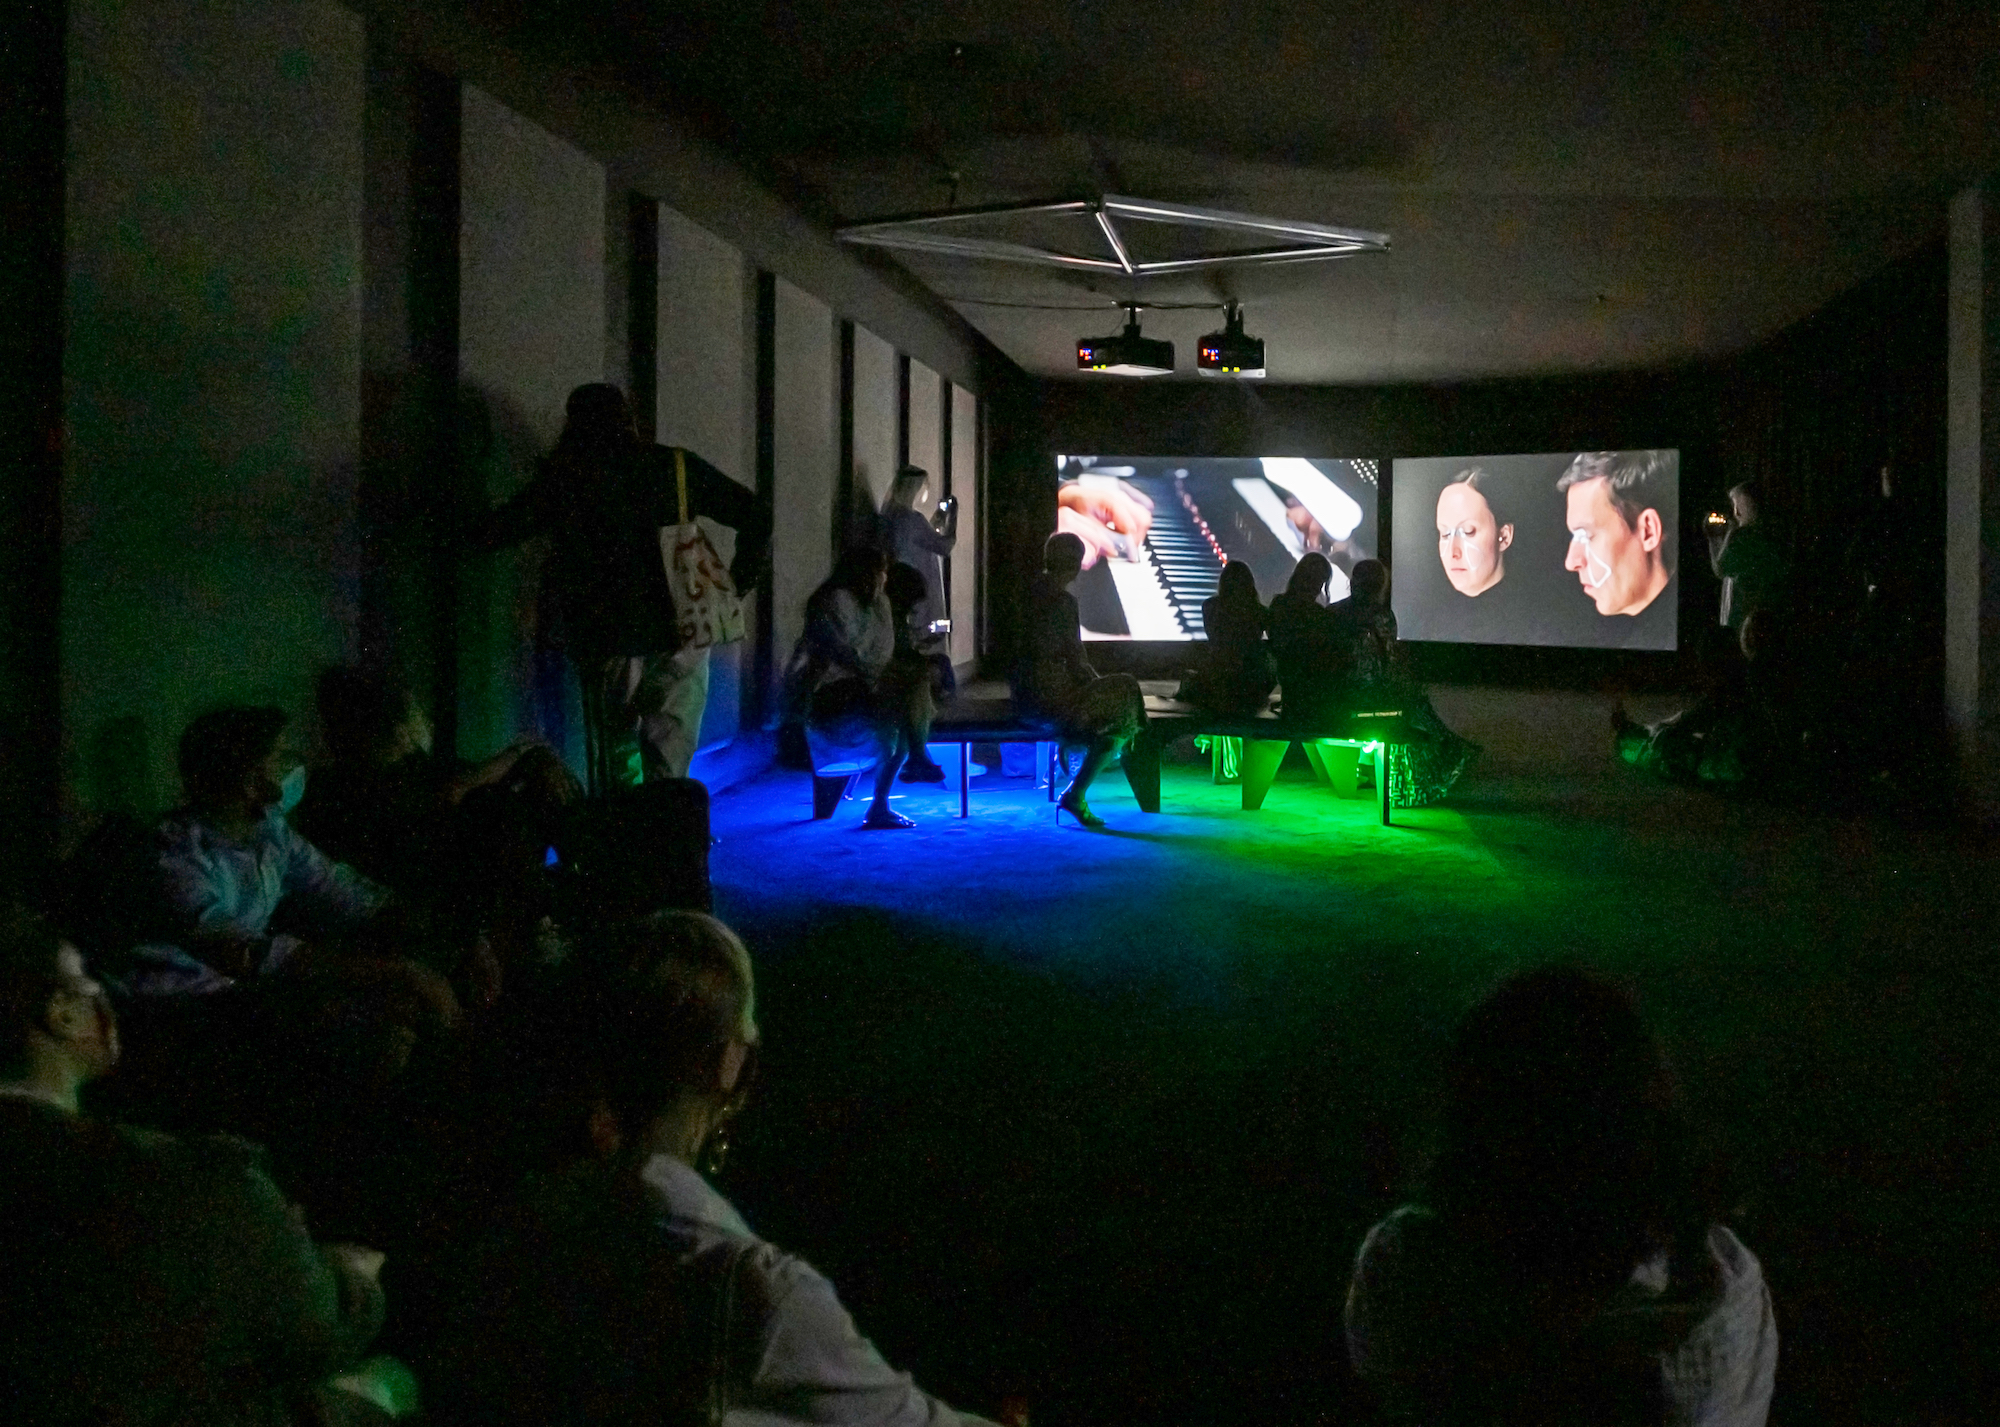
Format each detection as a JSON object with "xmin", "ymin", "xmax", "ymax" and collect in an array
[{"xmin": 660, "ymin": 448, "xmax": 747, "ymax": 649}]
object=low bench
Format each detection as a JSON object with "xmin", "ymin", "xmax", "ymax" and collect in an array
[
  {"xmin": 1126, "ymin": 687, "xmax": 1426, "ymax": 825},
  {"xmin": 811, "ymin": 681, "xmax": 1428, "ymax": 825}
]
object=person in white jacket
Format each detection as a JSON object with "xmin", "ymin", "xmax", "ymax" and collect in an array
[{"xmin": 430, "ymin": 910, "xmax": 1000, "ymax": 1427}]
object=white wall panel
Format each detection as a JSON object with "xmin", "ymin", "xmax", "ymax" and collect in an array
[
  {"xmin": 772, "ymin": 280, "xmax": 837, "ymax": 702},
  {"xmin": 852, "ymin": 326, "xmax": 899, "ymax": 519},
  {"xmin": 950, "ymin": 385, "xmax": 980, "ymax": 665},
  {"xmin": 458, "ymin": 84, "xmax": 605, "ymax": 762}
]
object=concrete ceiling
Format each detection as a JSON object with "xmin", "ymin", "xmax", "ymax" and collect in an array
[{"xmin": 476, "ymin": 0, "xmax": 1999, "ymax": 382}]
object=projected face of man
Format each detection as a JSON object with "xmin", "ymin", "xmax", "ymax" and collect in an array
[
  {"xmin": 1436, "ymin": 482, "xmax": 1512, "ymax": 596},
  {"xmin": 1564, "ymin": 477, "xmax": 1668, "ymax": 617}
]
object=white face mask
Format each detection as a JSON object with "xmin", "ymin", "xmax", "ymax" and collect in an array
[
  {"xmin": 1572, "ymin": 529, "xmax": 1613, "ymax": 589},
  {"xmin": 276, "ymin": 765, "xmax": 307, "ymax": 815}
]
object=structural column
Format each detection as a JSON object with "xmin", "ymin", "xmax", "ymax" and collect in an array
[
  {"xmin": 0, "ymin": 0, "xmax": 64, "ymax": 896},
  {"xmin": 1946, "ymin": 182, "xmax": 2000, "ymax": 817}
]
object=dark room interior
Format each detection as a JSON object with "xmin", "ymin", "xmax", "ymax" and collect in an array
[{"xmin": 3, "ymin": 2, "xmax": 1999, "ymax": 1424}]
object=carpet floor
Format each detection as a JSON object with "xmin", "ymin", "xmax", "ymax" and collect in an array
[{"xmin": 706, "ymin": 687, "xmax": 1998, "ymax": 1427}]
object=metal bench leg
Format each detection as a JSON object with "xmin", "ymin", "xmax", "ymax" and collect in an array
[
  {"xmin": 1241, "ymin": 740, "xmax": 1290, "ymax": 811},
  {"xmin": 959, "ymin": 744, "xmax": 970, "ymax": 818}
]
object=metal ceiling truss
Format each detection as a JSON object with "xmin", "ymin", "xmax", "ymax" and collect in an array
[{"xmin": 836, "ymin": 195, "xmax": 1390, "ymax": 275}]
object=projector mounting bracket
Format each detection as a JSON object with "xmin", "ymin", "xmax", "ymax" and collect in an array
[{"xmin": 836, "ymin": 195, "xmax": 1389, "ymax": 275}]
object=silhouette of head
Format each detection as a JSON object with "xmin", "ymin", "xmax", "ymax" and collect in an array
[
  {"xmin": 1286, "ymin": 553, "xmax": 1333, "ymax": 602},
  {"xmin": 1217, "ymin": 560, "xmax": 1260, "ymax": 608},
  {"xmin": 1044, "ymin": 532, "xmax": 1087, "ymax": 582}
]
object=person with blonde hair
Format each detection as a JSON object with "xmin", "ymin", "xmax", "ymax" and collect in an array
[{"xmin": 430, "ymin": 911, "xmax": 1001, "ymax": 1427}]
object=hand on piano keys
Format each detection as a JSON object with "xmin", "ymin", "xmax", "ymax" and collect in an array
[{"xmin": 1058, "ymin": 479, "xmax": 1155, "ymax": 568}]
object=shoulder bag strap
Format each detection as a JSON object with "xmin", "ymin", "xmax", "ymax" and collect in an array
[{"xmin": 676, "ymin": 448, "xmax": 690, "ymax": 527}]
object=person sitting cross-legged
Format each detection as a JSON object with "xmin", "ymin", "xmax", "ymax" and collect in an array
[
  {"xmin": 423, "ymin": 910, "xmax": 1003, "ymax": 1427},
  {"xmin": 0, "ymin": 909, "xmax": 390, "ymax": 1425}
]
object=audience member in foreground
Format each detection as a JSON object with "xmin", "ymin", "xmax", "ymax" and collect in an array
[
  {"xmin": 1329, "ymin": 559, "xmax": 1480, "ymax": 807},
  {"xmin": 427, "ymin": 911, "xmax": 1000, "ymax": 1427},
  {"xmin": 789, "ymin": 547, "xmax": 938, "ymax": 826},
  {"xmin": 1346, "ymin": 967, "xmax": 1777, "ymax": 1426},
  {"xmin": 0, "ymin": 911, "xmax": 387, "ymax": 1423},
  {"xmin": 1012, "ymin": 532, "xmax": 1146, "ymax": 828}
]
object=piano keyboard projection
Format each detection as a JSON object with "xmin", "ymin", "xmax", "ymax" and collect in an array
[{"xmin": 1058, "ymin": 456, "xmax": 1380, "ymax": 641}]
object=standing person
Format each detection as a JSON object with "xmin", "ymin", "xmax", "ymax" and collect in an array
[
  {"xmin": 477, "ymin": 384, "xmax": 773, "ymax": 787},
  {"xmin": 1011, "ymin": 533, "xmax": 1147, "ymax": 828},
  {"xmin": 1706, "ymin": 482, "xmax": 1787, "ymax": 631},
  {"xmin": 879, "ymin": 465, "xmax": 957, "ymax": 634},
  {"xmin": 0, "ymin": 911, "xmax": 389, "ymax": 1424}
]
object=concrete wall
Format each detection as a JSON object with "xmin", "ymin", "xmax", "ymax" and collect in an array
[
  {"xmin": 772, "ymin": 280, "xmax": 838, "ymax": 699},
  {"xmin": 1946, "ymin": 183, "xmax": 1999, "ymax": 817},
  {"xmin": 951, "ymin": 384, "xmax": 980, "ymax": 664},
  {"xmin": 853, "ymin": 326, "xmax": 899, "ymax": 518},
  {"xmin": 654, "ymin": 202, "xmax": 755, "ymax": 746},
  {"xmin": 63, "ymin": 0, "xmax": 365, "ymax": 818},
  {"xmin": 46, "ymin": 2, "xmax": 998, "ymax": 843},
  {"xmin": 349, "ymin": 0, "xmax": 991, "ymax": 394},
  {"xmin": 456, "ymin": 83, "xmax": 604, "ymax": 764},
  {"xmin": 908, "ymin": 361, "xmax": 943, "ymax": 510}
]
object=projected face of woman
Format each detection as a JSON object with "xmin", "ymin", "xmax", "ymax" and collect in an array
[{"xmin": 1436, "ymin": 482, "xmax": 1513, "ymax": 597}]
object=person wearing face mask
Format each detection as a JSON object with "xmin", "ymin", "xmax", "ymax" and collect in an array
[
  {"xmin": 144, "ymin": 706, "xmax": 396, "ymax": 995},
  {"xmin": 425, "ymin": 911, "xmax": 1003, "ymax": 1427}
]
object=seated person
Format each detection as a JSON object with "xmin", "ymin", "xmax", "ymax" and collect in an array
[
  {"xmin": 1010, "ymin": 533, "xmax": 1146, "ymax": 828},
  {"xmin": 1183, "ymin": 560, "xmax": 1275, "ymax": 717},
  {"xmin": 1347, "ymin": 967, "xmax": 1777, "ymax": 1427},
  {"xmin": 1267, "ymin": 553, "xmax": 1346, "ymax": 722},
  {"xmin": 0, "ymin": 910, "xmax": 389, "ymax": 1423},
  {"xmin": 1328, "ymin": 560, "xmax": 1479, "ymax": 807},
  {"xmin": 144, "ymin": 705, "xmax": 389, "ymax": 994},
  {"xmin": 885, "ymin": 560, "xmax": 955, "ymax": 780},
  {"xmin": 141, "ymin": 705, "xmax": 461, "ymax": 1027},
  {"xmin": 424, "ymin": 911, "xmax": 1002, "ymax": 1427},
  {"xmin": 1614, "ymin": 609, "xmax": 1796, "ymax": 791},
  {"xmin": 787, "ymin": 547, "xmax": 937, "ymax": 827},
  {"xmin": 298, "ymin": 665, "xmax": 578, "ymax": 894}
]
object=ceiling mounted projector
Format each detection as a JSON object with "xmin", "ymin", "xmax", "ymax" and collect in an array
[
  {"xmin": 1077, "ymin": 308, "xmax": 1175, "ymax": 376},
  {"xmin": 1197, "ymin": 303, "xmax": 1265, "ymax": 378}
]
